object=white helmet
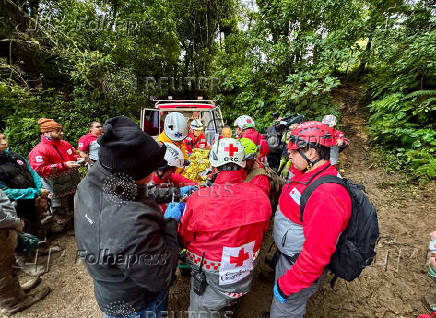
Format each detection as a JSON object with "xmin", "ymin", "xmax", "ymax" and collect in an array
[
  {"xmin": 190, "ymin": 119, "xmax": 204, "ymax": 130},
  {"xmin": 163, "ymin": 143, "xmax": 185, "ymax": 168},
  {"xmin": 164, "ymin": 112, "xmax": 188, "ymax": 141},
  {"xmin": 322, "ymin": 114, "xmax": 337, "ymax": 128},
  {"xmin": 209, "ymin": 138, "xmax": 246, "ymax": 168},
  {"xmin": 234, "ymin": 115, "xmax": 255, "ymax": 130}
]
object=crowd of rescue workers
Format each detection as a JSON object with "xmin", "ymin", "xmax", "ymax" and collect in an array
[{"xmin": 0, "ymin": 112, "xmax": 435, "ymax": 318}]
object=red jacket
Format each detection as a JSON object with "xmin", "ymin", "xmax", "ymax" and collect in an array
[
  {"xmin": 179, "ymin": 171, "xmax": 272, "ymax": 263},
  {"xmin": 152, "ymin": 173, "xmax": 195, "ymax": 187},
  {"xmin": 333, "ymin": 128, "xmax": 349, "ymax": 147},
  {"xmin": 78, "ymin": 133, "xmax": 98, "ymax": 152},
  {"xmin": 240, "ymin": 128, "xmax": 269, "ymax": 160},
  {"xmin": 278, "ymin": 162, "xmax": 352, "ymax": 295},
  {"xmin": 248, "ymin": 174, "xmax": 270, "ymax": 197},
  {"xmin": 242, "ymin": 163, "xmax": 270, "ymax": 197},
  {"xmin": 184, "ymin": 132, "xmax": 209, "ymax": 154},
  {"xmin": 29, "ymin": 136, "xmax": 79, "ymax": 178}
]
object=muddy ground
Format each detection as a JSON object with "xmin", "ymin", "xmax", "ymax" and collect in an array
[{"xmin": 9, "ymin": 84, "xmax": 435, "ymax": 318}]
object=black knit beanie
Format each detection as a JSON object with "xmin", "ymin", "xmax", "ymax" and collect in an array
[{"xmin": 98, "ymin": 116, "xmax": 167, "ymax": 181}]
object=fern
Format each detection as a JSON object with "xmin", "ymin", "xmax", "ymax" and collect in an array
[
  {"xmin": 369, "ymin": 93, "xmax": 404, "ymax": 113},
  {"xmin": 403, "ymin": 89, "xmax": 436, "ymax": 100}
]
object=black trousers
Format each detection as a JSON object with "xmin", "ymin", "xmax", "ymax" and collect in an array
[{"xmin": 15, "ymin": 199, "xmax": 43, "ymax": 239}]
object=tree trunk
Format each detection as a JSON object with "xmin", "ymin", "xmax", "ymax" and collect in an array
[{"xmin": 357, "ymin": 33, "xmax": 372, "ymax": 76}]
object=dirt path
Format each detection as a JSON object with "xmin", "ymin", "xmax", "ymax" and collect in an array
[{"xmin": 10, "ymin": 84, "xmax": 435, "ymax": 318}]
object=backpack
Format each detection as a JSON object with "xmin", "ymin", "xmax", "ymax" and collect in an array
[
  {"xmin": 300, "ymin": 175, "xmax": 379, "ymax": 287},
  {"xmin": 245, "ymin": 163, "xmax": 286, "ymax": 212}
]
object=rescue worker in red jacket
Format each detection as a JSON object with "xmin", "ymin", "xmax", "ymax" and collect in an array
[
  {"xmin": 321, "ymin": 114, "xmax": 349, "ymax": 166},
  {"xmin": 234, "ymin": 115, "xmax": 269, "ymax": 163},
  {"xmin": 28, "ymin": 118, "xmax": 81, "ymax": 233},
  {"xmin": 151, "ymin": 142, "xmax": 196, "ymax": 214},
  {"xmin": 78, "ymin": 121, "xmax": 103, "ymax": 167},
  {"xmin": 152, "ymin": 143, "xmax": 195, "ymax": 187},
  {"xmin": 179, "ymin": 138, "xmax": 272, "ymax": 314},
  {"xmin": 184, "ymin": 119, "xmax": 209, "ymax": 155},
  {"xmin": 270, "ymin": 121, "xmax": 352, "ymax": 318}
]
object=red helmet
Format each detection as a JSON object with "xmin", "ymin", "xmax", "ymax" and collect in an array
[{"xmin": 288, "ymin": 121, "xmax": 336, "ymax": 150}]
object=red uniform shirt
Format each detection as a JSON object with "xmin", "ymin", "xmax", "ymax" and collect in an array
[
  {"xmin": 78, "ymin": 133, "xmax": 100, "ymax": 161},
  {"xmin": 29, "ymin": 136, "xmax": 79, "ymax": 178},
  {"xmin": 179, "ymin": 170, "xmax": 272, "ymax": 263},
  {"xmin": 278, "ymin": 162, "xmax": 352, "ymax": 295},
  {"xmin": 152, "ymin": 173, "xmax": 195, "ymax": 187},
  {"xmin": 184, "ymin": 132, "xmax": 209, "ymax": 155},
  {"xmin": 78, "ymin": 133, "xmax": 99, "ymax": 152}
]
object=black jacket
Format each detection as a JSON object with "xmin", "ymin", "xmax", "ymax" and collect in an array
[
  {"xmin": 74, "ymin": 162, "xmax": 179, "ymax": 313},
  {"xmin": 0, "ymin": 150, "xmax": 35, "ymax": 189}
]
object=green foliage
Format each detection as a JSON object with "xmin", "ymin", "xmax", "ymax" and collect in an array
[
  {"xmin": 212, "ymin": 0, "xmax": 366, "ymax": 131},
  {"xmin": 362, "ymin": 1, "xmax": 436, "ymax": 181},
  {"xmin": 0, "ymin": 0, "xmax": 435, "ymax": 183},
  {"xmin": 278, "ymin": 68, "xmax": 341, "ymax": 115}
]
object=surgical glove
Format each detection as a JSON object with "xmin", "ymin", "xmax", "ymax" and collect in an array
[
  {"xmin": 180, "ymin": 186, "xmax": 197, "ymax": 197},
  {"xmin": 164, "ymin": 202, "xmax": 185, "ymax": 221}
]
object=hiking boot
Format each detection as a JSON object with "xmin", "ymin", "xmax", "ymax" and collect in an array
[
  {"xmin": 15, "ymin": 255, "xmax": 45, "ymax": 276},
  {"xmin": 20, "ymin": 277, "xmax": 41, "ymax": 292},
  {"xmin": 49, "ymin": 222, "xmax": 65, "ymax": 233},
  {"xmin": 4, "ymin": 287, "xmax": 50, "ymax": 316},
  {"xmin": 40, "ymin": 214, "xmax": 53, "ymax": 226},
  {"xmin": 49, "ymin": 214, "xmax": 71, "ymax": 233},
  {"xmin": 21, "ymin": 264, "xmax": 45, "ymax": 277}
]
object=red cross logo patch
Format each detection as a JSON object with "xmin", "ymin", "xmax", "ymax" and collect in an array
[
  {"xmin": 224, "ymin": 143, "xmax": 238, "ymax": 156},
  {"xmin": 230, "ymin": 248, "xmax": 250, "ymax": 267},
  {"xmin": 219, "ymin": 241, "xmax": 255, "ymax": 286}
]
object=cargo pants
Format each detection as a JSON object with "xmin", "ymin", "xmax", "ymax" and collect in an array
[{"xmin": 0, "ymin": 229, "xmax": 26, "ymax": 310}]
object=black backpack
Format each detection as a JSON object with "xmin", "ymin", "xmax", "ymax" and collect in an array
[{"xmin": 300, "ymin": 175, "xmax": 379, "ymax": 287}]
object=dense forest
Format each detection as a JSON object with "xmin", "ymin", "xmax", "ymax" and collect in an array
[{"xmin": 0, "ymin": 0, "xmax": 435, "ymax": 181}]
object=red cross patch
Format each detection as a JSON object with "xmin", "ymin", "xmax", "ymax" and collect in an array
[
  {"xmin": 224, "ymin": 143, "xmax": 238, "ymax": 156},
  {"xmin": 230, "ymin": 248, "xmax": 250, "ymax": 267}
]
